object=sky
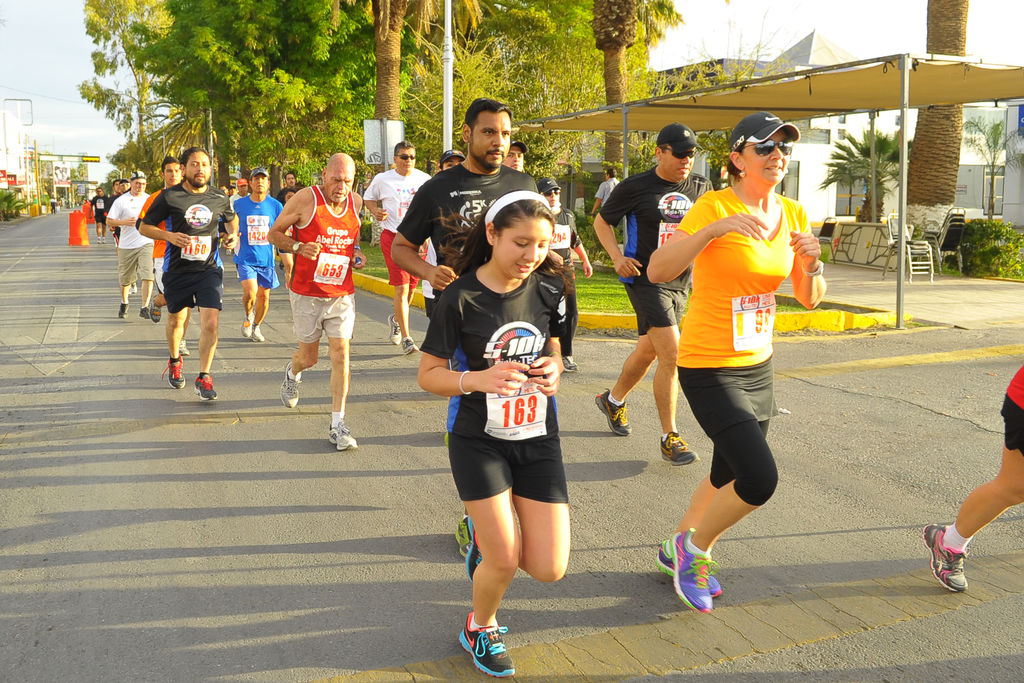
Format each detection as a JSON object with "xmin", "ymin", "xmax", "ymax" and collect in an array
[{"xmin": 1, "ymin": 0, "xmax": 1022, "ymax": 184}]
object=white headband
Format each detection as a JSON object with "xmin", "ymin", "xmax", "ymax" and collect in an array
[{"xmin": 483, "ymin": 190, "xmax": 549, "ymax": 226}]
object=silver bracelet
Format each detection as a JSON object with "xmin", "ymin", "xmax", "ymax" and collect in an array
[
  {"xmin": 458, "ymin": 370, "xmax": 471, "ymax": 395},
  {"xmin": 804, "ymin": 261, "xmax": 824, "ymax": 277}
]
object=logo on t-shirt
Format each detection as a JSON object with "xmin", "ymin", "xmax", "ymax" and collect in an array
[
  {"xmin": 184, "ymin": 204, "xmax": 214, "ymax": 228},
  {"xmin": 658, "ymin": 192, "xmax": 694, "ymax": 221},
  {"xmin": 483, "ymin": 321, "xmax": 546, "ymax": 364}
]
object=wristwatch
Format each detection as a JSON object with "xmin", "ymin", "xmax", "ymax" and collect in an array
[{"xmin": 292, "ymin": 241, "xmax": 301, "ymax": 253}]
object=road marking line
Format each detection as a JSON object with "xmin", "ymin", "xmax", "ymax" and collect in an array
[{"xmin": 778, "ymin": 344, "xmax": 1024, "ymax": 379}]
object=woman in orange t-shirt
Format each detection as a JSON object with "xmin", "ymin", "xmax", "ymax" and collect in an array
[{"xmin": 647, "ymin": 112, "xmax": 827, "ymax": 613}]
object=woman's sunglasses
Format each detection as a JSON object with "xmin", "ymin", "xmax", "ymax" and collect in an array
[{"xmin": 749, "ymin": 140, "xmax": 794, "ymax": 156}]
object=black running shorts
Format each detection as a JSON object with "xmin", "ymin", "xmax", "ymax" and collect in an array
[
  {"xmin": 1002, "ymin": 394, "xmax": 1024, "ymax": 453},
  {"xmin": 448, "ymin": 433, "xmax": 568, "ymax": 504},
  {"xmin": 624, "ymin": 283, "xmax": 686, "ymax": 335},
  {"xmin": 163, "ymin": 268, "xmax": 224, "ymax": 314}
]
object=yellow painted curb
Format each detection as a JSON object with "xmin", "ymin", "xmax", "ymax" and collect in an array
[{"xmin": 353, "ymin": 273, "xmax": 912, "ymax": 333}]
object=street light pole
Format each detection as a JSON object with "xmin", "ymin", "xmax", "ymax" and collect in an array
[{"xmin": 442, "ymin": 0, "xmax": 453, "ymax": 151}]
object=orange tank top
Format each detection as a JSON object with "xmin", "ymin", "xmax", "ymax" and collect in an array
[{"xmin": 290, "ymin": 186, "xmax": 360, "ymax": 298}]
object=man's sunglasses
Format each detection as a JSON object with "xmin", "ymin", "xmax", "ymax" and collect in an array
[
  {"xmin": 749, "ymin": 140, "xmax": 794, "ymax": 156},
  {"xmin": 659, "ymin": 146, "xmax": 697, "ymax": 159},
  {"xmin": 543, "ymin": 189, "xmax": 560, "ymax": 196},
  {"xmin": 397, "ymin": 154, "xmax": 416, "ymax": 160}
]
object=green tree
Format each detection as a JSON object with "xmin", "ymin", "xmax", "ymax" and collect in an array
[
  {"xmin": 145, "ymin": 0, "xmax": 375, "ymax": 184},
  {"xmin": 962, "ymin": 116, "xmax": 1024, "ymax": 219},
  {"xmin": 820, "ymin": 129, "xmax": 902, "ymax": 219},
  {"xmin": 79, "ymin": 0, "xmax": 171, "ymax": 142}
]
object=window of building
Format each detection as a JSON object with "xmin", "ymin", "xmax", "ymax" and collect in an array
[
  {"xmin": 835, "ymin": 180, "xmax": 865, "ymax": 217},
  {"xmin": 779, "ymin": 161, "xmax": 799, "ymax": 199}
]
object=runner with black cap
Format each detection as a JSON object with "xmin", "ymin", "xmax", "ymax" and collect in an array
[
  {"xmin": 233, "ymin": 166, "xmax": 283, "ymax": 343},
  {"xmin": 647, "ymin": 111, "xmax": 824, "ymax": 612},
  {"xmin": 538, "ymin": 177, "xmax": 592, "ymax": 373},
  {"xmin": 503, "ymin": 140, "xmax": 527, "ymax": 172},
  {"xmin": 439, "ymin": 148, "xmax": 466, "ymax": 172},
  {"xmin": 592, "ymin": 122, "xmax": 711, "ymax": 465}
]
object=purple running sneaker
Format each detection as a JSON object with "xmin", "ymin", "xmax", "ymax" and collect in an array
[
  {"xmin": 658, "ymin": 537, "xmax": 721, "ymax": 597},
  {"xmin": 671, "ymin": 530, "xmax": 718, "ymax": 613}
]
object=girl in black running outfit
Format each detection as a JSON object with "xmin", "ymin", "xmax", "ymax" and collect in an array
[{"xmin": 417, "ymin": 191, "xmax": 569, "ymax": 678}]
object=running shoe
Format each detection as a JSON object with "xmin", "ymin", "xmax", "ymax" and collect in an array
[
  {"xmin": 595, "ymin": 390, "xmax": 631, "ymax": 436},
  {"xmin": 459, "ymin": 613, "xmax": 514, "ymax": 678},
  {"xmin": 465, "ymin": 515, "xmax": 482, "ymax": 581},
  {"xmin": 661, "ymin": 432, "xmax": 698, "ymax": 465},
  {"xmin": 178, "ymin": 340, "xmax": 190, "ymax": 357},
  {"xmin": 139, "ymin": 306, "xmax": 150, "ymax": 320},
  {"xmin": 387, "ymin": 314, "xmax": 401, "ymax": 345},
  {"xmin": 164, "ymin": 357, "xmax": 185, "ymax": 390},
  {"xmin": 456, "ymin": 514, "xmax": 471, "ymax": 558},
  {"xmin": 281, "ymin": 362, "xmax": 301, "ymax": 408},
  {"xmin": 671, "ymin": 529, "xmax": 718, "ymax": 613},
  {"xmin": 923, "ymin": 524, "xmax": 968, "ymax": 592},
  {"xmin": 194, "ymin": 374, "xmax": 217, "ymax": 401},
  {"xmin": 657, "ymin": 538, "xmax": 721, "ymax": 597},
  {"xmin": 401, "ymin": 337, "xmax": 418, "ymax": 355},
  {"xmin": 149, "ymin": 306, "xmax": 162, "ymax": 323},
  {"xmin": 241, "ymin": 315, "xmax": 253, "ymax": 339},
  {"xmin": 118, "ymin": 303, "xmax": 128, "ymax": 319},
  {"xmin": 562, "ymin": 356, "xmax": 579, "ymax": 373},
  {"xmin": 329, "ymin": 423, "xmax": 358, "ymax": 451},
  {"xmin": 251, "ymin": 324, "xmax": 265, "ymax": 342}
]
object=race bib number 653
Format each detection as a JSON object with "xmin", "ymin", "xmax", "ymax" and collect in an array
[{"xmin": 313, "ymin": 252, "xmax": 350, "ymax": 286}]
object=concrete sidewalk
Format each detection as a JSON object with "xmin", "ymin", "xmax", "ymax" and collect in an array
[{"xmin": 777, "ymin": 262, "xmax": 1024, "ymax": 329}]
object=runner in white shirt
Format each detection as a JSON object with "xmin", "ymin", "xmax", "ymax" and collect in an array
[
  {"xmin": 363, "ymin": 141, "xmax": 431, "ymax": 354},
  {"xmin": 107, "ymin": 171, "xmax": 155, "ymax": 319}
]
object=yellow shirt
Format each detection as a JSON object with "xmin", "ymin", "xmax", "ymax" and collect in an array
[{"xmin": 677, "ymin": 188, "xmax": 811, "ymax": 369}]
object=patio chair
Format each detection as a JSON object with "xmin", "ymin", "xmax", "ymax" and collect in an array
[
  {"xmin": 882, "ymin": 212, "xmax": 934, "ymax": 283},
  {"xmin": 817, "ymin": 217, "xmax": 839, "ymax": 251},
  {"xmin": 937, "ymin": 208, "xmax": 967, "ymax": 273}
]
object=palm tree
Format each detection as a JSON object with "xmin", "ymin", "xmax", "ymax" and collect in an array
[
  {"xmin": 962, "ymin": 117, "xmax": 1024, "ymax": 219},
  {"xmin": 905, "ymin": 0, "xmax": 969, "ymax": 227},
  {"xmin": 820, "ymin": 130, "xmax": 902, "ymax": 219}
]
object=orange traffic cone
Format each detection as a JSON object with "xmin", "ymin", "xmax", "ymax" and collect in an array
[{"xmin": 69, "ymin": 210, "xmax": 90, "ymax": 246}]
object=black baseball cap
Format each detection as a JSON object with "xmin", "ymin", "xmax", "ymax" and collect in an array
[
  {"xmin": 130, "ymin": 171, "xmax": 146, "ymax": 180},
  {"xmin": 656, "ymin": 123, "xmax": 697, "ymax": 153},
  {"xmin": 249, "ymin": 167, "xmax": 268, "ymax": 178},
  {"xmin": 536, "ymin": 177, "xmax": 559, "ymax": 195},
  {"xmin": 439, "ymin": 149, "xmax": 465, "ymax": 164},
  {"xmin": 509, "ymin": 140, "xmax": 527, "ymax": 154},
  {"xmin": 730, "ymin": 111, "xmax": 801, "ymax": 151}
]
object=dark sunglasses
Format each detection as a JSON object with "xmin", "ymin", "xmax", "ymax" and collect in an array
[
  {"xmin": 397, "ymin": 154, "xmax": 416, "ymax": 160},
  {"xmin": 543, "ymin": 189, "xmax": 560, "ymax": 196},
  {"xmin": 749, "ymin": 140, "xmax": 794, "ymax": 156},
  {"xmin": 659, "ymin": 146, "xmax": 697, "ymax": 159}
]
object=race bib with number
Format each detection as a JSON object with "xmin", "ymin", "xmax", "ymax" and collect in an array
[
  {"xmin": 658, "ymin": 221, "xmax": 679, "ymax": 247},
  {"xmin": 182, "ymin": 235, "xmax": 212, "ymax": 261},
  {"xmin": 313, "ymin": 251, "xmax": 350, "ymax": 286},
  {"xmin": 732, "ymin": 292, "xmax": 776, "ymax": 351},
  {"xmin": 551, "ymin": 223, "xmax": 572, "ymax": 251},
  {"xmin": 484, "ymin": 383, "xmax": 548, "ymax": 441},
  {"xmin": 246, "ymin": 215, "xmax": 270, "ymax": 245}
]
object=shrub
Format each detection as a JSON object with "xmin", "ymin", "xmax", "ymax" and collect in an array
[
  {"xmin": 0, "ymin": 190, "xmax": 28, "ymax": 221},
  {"xmin": 960, "ymin": 219, "xmax": 1024, "ymax": 279}
]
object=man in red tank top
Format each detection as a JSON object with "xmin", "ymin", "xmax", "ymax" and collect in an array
[{"xmin": 270, "ymin": 153, "xmax": 366, "ymax": 451}]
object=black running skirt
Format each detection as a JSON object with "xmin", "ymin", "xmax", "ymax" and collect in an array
[{"xmin": 678, "ymin": 357, "xmax": 775, "ymax": 438}]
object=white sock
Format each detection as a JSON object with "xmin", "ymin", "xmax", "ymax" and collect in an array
[
  {"xmin": 662, "ymin": 433, "xmax": 670, "ymax": 441},
  {"xmin": 943, "ymin": 524, "xmax": 972, "ymax": 553},
  {"xmin": 287, "ymin": 365, "xmax": 301, "ymax": 381},
  {"xmin": 684, "ymin": 531, "xmax": 709, "ymax": 557},
  {"xmin": 607, "ymin": 392, "xmax": 624, "ymax": 407},
  {"xmin": 471, "ymin": 615, "xmax": 496, "ymax": 631},
  {"xmin": 332, "ymin": 411, "xmax": 344, "ymax": 428}
]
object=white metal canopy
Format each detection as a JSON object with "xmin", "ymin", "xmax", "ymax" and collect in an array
[{"xmin": 519, "ymin": 54, "xmax": 1024, "ymax": 328}]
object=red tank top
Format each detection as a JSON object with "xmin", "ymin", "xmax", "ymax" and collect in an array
[
  {"xmin": 290, "ymin": 186, "xmax": 360, "ymax": 298},
  {"xmin": 1008, "ymin": 363, "xmax": 1024, "ymax": 409}
]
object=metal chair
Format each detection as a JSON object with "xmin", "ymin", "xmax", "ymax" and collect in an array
[
  {"xmin": 882, "ymin": 212, "xmax": 934, "ymax": 283},
  {"xmin": 936, "ymin": 208, "xmax": 967, "ymax": 274},
  {"xmin": 817, "ymin": 217, "xmax": 838, "ymax": 257}
]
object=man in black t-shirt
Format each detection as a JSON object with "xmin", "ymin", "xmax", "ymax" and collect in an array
[
  {"xmin": 392, "ymin": 97, "xmax": 535, "ymax": 318},
  {"xmin": 275, "ymin": 170, "xmax": 302, "ymax": 204},
  {"xmin": 593, "ymin": 122, "xmax": 712, "ymax": 466},
  {"xmin": 90, "ymin": 187, "xmax": 110, "ymax": 244},
  {"xmin": 139, "ymin": 147, "xmax": 238, "ymax": 401}
]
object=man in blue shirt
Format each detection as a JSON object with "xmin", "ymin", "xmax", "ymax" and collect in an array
[{"xmin": 233, "ymin": 167, "xmax": 284, "ymax": 342}]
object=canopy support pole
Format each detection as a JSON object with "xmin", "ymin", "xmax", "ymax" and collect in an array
[
  {"xmin": 895, "ymin": 55, "xmax": 909, "ymax": 329},
  {"xmin": 622, "ymin": 105, "xmax": 629, "ymax": 177}
]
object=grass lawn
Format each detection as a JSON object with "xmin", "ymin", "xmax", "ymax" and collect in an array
[{"xmin": 357, "ymin": 243, "xmax": 810, "ymax": 315}]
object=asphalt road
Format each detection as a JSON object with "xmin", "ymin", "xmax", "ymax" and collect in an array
[{"xmin": 2, "ymin": 214, "xmax": 1022, "ymax": 681}]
